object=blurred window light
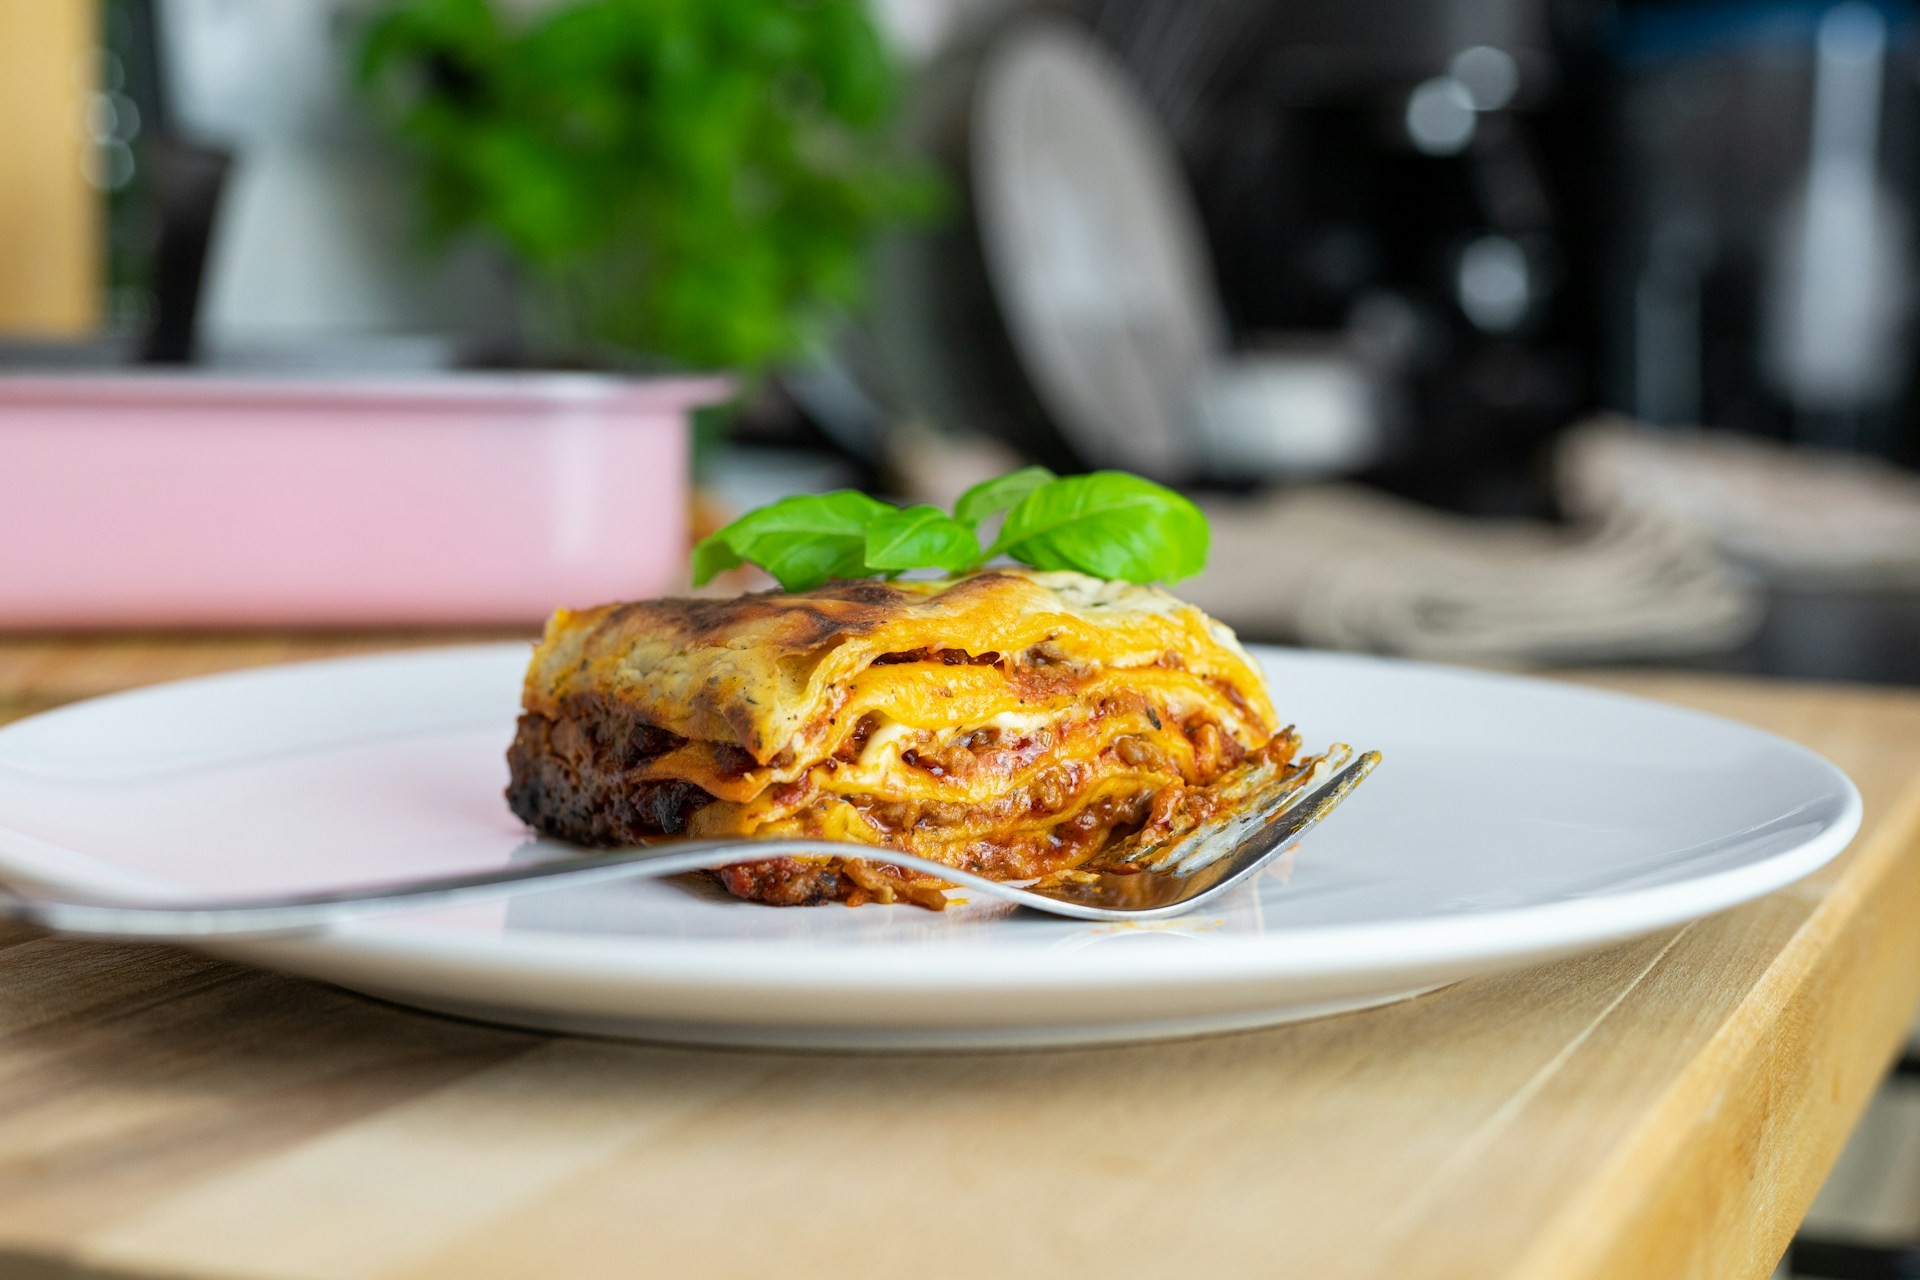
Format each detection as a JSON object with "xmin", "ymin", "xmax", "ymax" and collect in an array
[
  {"xmin": 83, "ymin": 139, "xmax": 136, "ymax": 192},
  {"xmin": 1820, "ymin": 1, "xmax": 1888, "ymax": 65},
  {"xmin": 1457, "ymin": 235, "xmax": 1531, "ymax": 332},
  {"xmin": 1449, "ymin": 46, "xmax": 1518, "ymax": 112},
  {"xmin": 1406, "ymin": 77, "xmax": 1477, "ymax": 155},
  {"xmin": 110, "ymin": 93, "xmax": 141, "ymax": 141},
  {"xmin": 1348, "ymin": 288, "xmax": 1428, "ymax": 368},
  {"xmin": 84, "ymin": 92, "xmax": 118, "ymax": 142},
  {"xmin": 85, "ymin": 48, "xmax": 125, "ymax": 94}
]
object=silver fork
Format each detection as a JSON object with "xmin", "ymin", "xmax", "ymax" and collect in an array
[{"xmin": 0, "ymin": 751, "xmax": 1379, "ymax": 938}]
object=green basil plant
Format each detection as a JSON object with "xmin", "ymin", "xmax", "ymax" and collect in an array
[{"xmin": 357, "ymin": 0, "xmax": 939, "ymax": 373}]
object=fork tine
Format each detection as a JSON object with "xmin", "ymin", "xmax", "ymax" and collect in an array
[
  {"xmin": 1003, "ymin": 750, "xmax": 1381, "ymax": 919},
  {"xmin": 1123, "ymin": 745, "xmax": 1354, "ymax": 873}
]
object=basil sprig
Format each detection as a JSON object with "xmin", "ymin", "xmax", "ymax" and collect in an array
[
  {"xmin": 862, "ymin": 504, "xmax": 980, "ymax": 576},
  {"xmin": 692, "ymin": 468, "xmax": 1209, "ymax": 592},
  {"xmin": 689, "ymin": 491, "xmax": 893, "ymax": 592},
  {"xmin": 951, "ymin": 464, "xmax": 1056, "ymax": 531},
  {"xmin": 988, "ymin": 472, "xmax": 1210, "ymax": 582}
]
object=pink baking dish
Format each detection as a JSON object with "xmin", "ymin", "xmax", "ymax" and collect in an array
[{"xmin": 0, "ymin": 373, "xmax": 727, "ymax": 627}]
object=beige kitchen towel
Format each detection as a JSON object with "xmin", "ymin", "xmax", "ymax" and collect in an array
[
  {"xmin": 888, "ymin": 424, "xmax": 1762, "ymax": 663},
  {"xmin": 1184, "ymin": 484, "xmax": 1761, "ymax": 662},
  {"xmin": 1559, "ymin": 415, "xmax": 1920, "ymax": 587}
]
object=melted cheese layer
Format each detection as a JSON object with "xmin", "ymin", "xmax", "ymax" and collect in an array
[
  {"xmin": 522, "ymin": 569, "xmax": 1275, "ymax": 765},
  {"xmin": 634, "ymin": 660, "xmax": 1270, "ymax": 803}
]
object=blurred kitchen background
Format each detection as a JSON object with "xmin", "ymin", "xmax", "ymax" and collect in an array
[
  {"xmin": 8, "ymin": 7, "xmax": 1920, "ymax": 1271},
  {"xmin": 5, "ymin": 0, "xmax": 1920, "ymax": 686}
]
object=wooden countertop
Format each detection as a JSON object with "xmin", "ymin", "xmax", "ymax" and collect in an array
[{"xmin": 1, "ymin": 635, "xmax": 1918, "ymax": 1280}]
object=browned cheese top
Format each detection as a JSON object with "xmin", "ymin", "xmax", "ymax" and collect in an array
[{"xmin": 519, "ymin": 569, "xmax": 1277, "ymax": 765}]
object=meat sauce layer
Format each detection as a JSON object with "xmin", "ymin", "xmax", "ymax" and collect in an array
[{"xmin": 505, "ymin": 644, "xmax": 1294, "ymax": 908}]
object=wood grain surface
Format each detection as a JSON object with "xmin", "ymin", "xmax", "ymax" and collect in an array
[{"xmin": 0, "ymin": 636, "xmax": 1917, "ymax": 1280}]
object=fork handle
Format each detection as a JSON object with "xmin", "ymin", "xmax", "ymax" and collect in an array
[
  {"xmin": 0, "ymin": 840, "xmax": 969, "ymax": 939},
  {"xmin": 0, "ymin": 753, "xmax": 1377, "ymax": 938}
]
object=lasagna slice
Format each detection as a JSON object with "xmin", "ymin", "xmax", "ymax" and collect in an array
[{"xmin": 506, "ymin": 569, "xmax": 1302, "ymax": 908}]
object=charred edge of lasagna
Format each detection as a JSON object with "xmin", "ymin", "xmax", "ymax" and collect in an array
[
  {"xmin": 597, "ymin": 575, "xmax": 1014, "ymax": 648},
  {"xmin": 506, "ymin": 710, "xmax": 715, "ymax": 845}
]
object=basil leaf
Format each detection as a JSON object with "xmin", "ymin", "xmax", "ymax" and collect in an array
[
  {"xmin": 690, "ymin": 490, "xmax": 895, "ymax": 592},
  {"xmin": 991, "ymin": 472, "xmax": 1209, "ymax": 583},
  {"xmin": 952, "ymin": 465, "xmax": 1056, "ymax": 531},
  {"xmin": 864, "ymin": 505, "xmax": 981, "ymax": 575},
  {"xmin": 689, "ymin": 534, "xmax": 745, "ymax": 586}
]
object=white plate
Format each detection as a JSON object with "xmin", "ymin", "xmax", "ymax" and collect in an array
[{"xmin": 0, "ymin": 645, "xmax": 1859, "ymax": 1050}]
